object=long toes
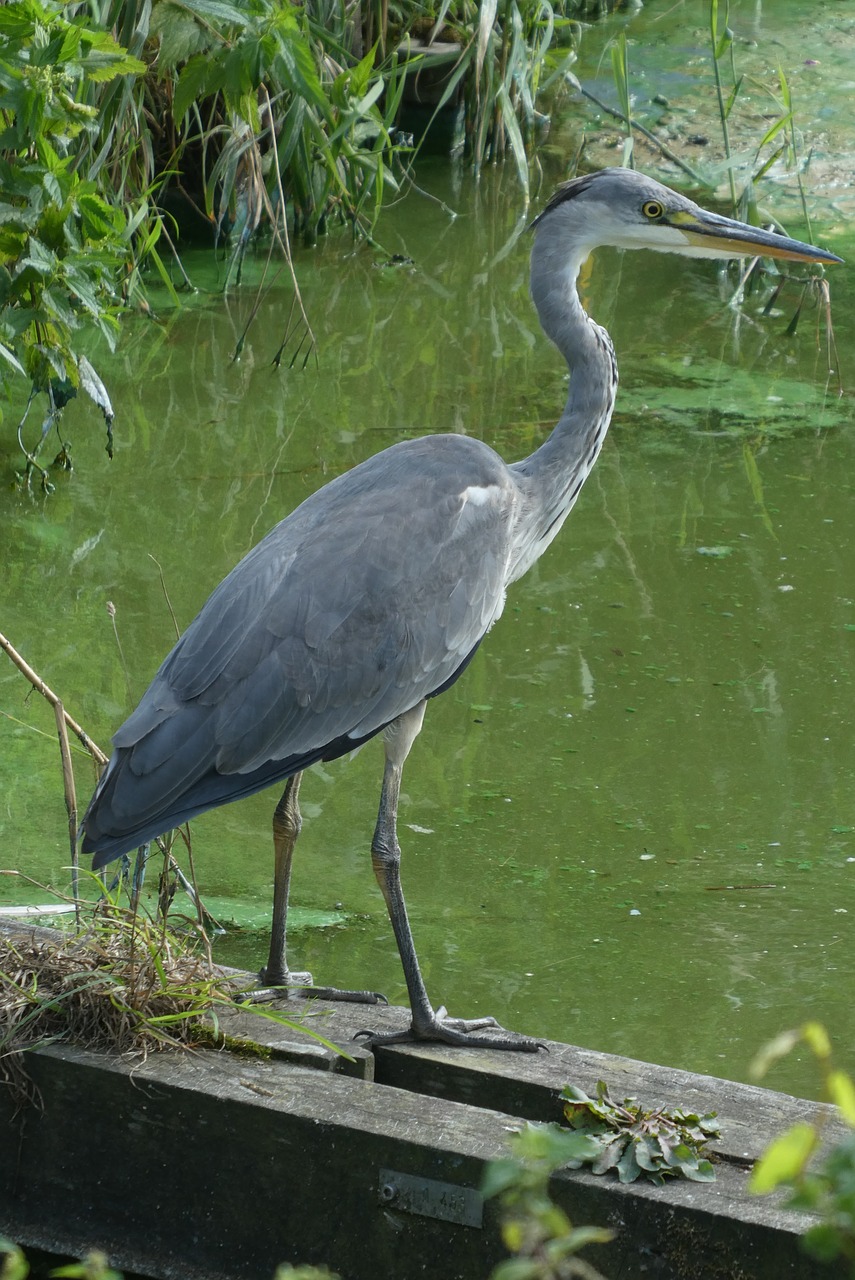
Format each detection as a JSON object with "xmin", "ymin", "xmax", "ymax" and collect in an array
[
  {"xmin": 434, "ymin": 1008, "xmax": 501, "ymax": 1032},
  {"xmin": 354, "ymin": 1012, "xmax": 544, "ymax": 1053},
  {"xmin": 298, "ymin": 986, "xmax": 388, "ymax": 1006},
  {"xmin": 354, "ymin": 1027, "xmax": 413, "ymax": 1047},
  {"xmin": 430, "ymin": 1024, "xmax": 544, "ymax": 1052}
]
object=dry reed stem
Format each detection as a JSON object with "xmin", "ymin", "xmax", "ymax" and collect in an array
[{"xmin": 0, "ymin": 629, "xmax": 108, "ymax": 766}]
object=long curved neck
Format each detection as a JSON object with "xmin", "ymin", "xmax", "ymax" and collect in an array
[{"xmin": 507, "ymin": 233, "xmax": 618, "ymax": 579}]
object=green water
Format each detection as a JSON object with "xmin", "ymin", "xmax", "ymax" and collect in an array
[{"xmin": 2, "ymin": 0, "xmax": 854, "ymax": 1099}]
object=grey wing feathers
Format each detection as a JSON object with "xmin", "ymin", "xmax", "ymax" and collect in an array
[{"xmin": 88, "ymin": 435, "xmax": 517, "ymax": 852}]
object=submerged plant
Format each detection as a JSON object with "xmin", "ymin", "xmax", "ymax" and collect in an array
[{"xmin": 560, "ymin": 1080, "xmax": 719, "ymax": 1185}]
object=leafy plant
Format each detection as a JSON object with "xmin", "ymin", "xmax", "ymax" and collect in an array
[
  {"xmin": 559, "ymin": 1080, "xmax": 718, "ymax": 1185},
  {"xmin": 483, "ymin": 1122, "xmax": 612, "ymax": 1280},
  {"xmin": 706, "ymin": 0, "xmax": 817, "ymax": 228},
  {"xmin": 49, "ymin": 1253, "xmax": 122, "ymax": 1280},
  {"xmin": 273, "ymin": 1268, "xmax": 341, "ymax": 1280},
  {"xmin": 400, "ymin": 0, "xmax": 580, "ymax": 200},
  {"xmin": 0, "ymin": 1242, "xmax": 340, "ymax": 1280},
  {"xmin": 0, "ymin": 0, "xmax": 148, "ymax": 487},
  {"xmin": 751, "ymin": 1022, "xmax": 855, "ymax": 1272},
  {"xmin": 153, "ymin": 0, "xmax": 408, "ymax": 248}
]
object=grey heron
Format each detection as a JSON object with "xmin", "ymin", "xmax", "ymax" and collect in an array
[{"xmin": 82, "ymin": 168, "xmax": 841, "ymax": 1051}]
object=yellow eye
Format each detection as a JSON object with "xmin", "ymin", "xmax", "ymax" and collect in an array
[{"xmin": 642, "ymin": 200, "xmax": 665, "ymax": 220}]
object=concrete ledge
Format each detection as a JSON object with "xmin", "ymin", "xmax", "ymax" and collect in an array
[{"xmin": 0, "ymin": 987, "xmax": 845, "ymax": 1280}]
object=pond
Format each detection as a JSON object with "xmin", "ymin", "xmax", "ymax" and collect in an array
[{"xmin": 2, "ymin": 0, "xmax": 853, "ymax": 1100}]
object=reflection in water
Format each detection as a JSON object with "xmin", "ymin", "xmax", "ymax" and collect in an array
[{"xmin": 2, "ymin": 8, "xmax": 854, "ymax": 1095}]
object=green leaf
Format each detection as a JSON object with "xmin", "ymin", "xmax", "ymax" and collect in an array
[
  {"xmin": 749, "ymin": 1122, "xmax": 818, "ymax": 1193},
  {"xmin": 79, "ymin": 45, "xmax": 147, "ymax": 83},
  {"xmin": 801, "ymin": 1223, "xmax": 846, "ymax": 1264},
  {"xmin": 497, "ymin": 85, "xmax": 529, "ymax": 201},
  {"xmin": 173, "ymin": 0, "xmax": 251, "ymax": 25},
  {"xmin": 591, "ymin": 1135, "xmax": 625, "ymax": 1174},
  {"xmin": 77, "ymin": 192, "xmax": 122, "ymax": 240},
  {"xmin": 0, "ymin": 340, "xmax": 24, "ymax": 375},
  {"xmin": 683, "ymin": 1158, "xmax": 716, "ymax": 1182},
  {"xmin": 827, "ymin": 1070, "xmax": 855, "ymax": 1127},
  {"xmin": 173, "ymin": 54, "xmax": 211, "ymax": 124},
  {"xmin": 491, "ymin": 1259, "xmax": 540, "ymax": 1280},
  {"xmin": 616, "ymin": 1141, "xmax": 641, "ymax": 1184},
  {"xmin": 558, "ymin": 1225, "xmax": 615, "ymax": 1253},
  {"xmin": 21, "ymin": 237, "xmax": 58, "ymax": 276},
  {"xmin": 802, "ymin": 1022, "xmax": 832, "ymax": 1061},
  {"xmin": 723, "ymin": 74, "xmax": 743, "ymax": 121},
  {"xmin": 750, "ymin": 1028, "xmax": 801, "ymax": 1080},
  {"xmin": 634, "ymin": 1136, "xmax": 660, "ymax": 1172}
]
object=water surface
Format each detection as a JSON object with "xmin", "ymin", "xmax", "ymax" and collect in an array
[{"xmin": 2, "ymin": 1, "xmax": 853, "ymax": 1099}]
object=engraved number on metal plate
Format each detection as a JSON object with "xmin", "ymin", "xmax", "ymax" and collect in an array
[{"xmin": 378, "ymin": 1168, "xmax": 483, "ymax": 1229}]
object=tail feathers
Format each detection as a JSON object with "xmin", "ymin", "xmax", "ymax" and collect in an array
[
  {"xmin": 82, "ymin": 719, "xmax": 394, "ymax": 870},
  {"xmin": 82, "ymin": 750, "xmax": 303, "ymax": 868},
  {"xmin": 82, "ymin": 737, "xmax": 342, "ymax": 869}
]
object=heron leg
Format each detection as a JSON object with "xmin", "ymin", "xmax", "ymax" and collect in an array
[
  {"xmin": 362, "ymin": 702, "xmax": 541, "ymax": 1052},
  {"xmin": 257, "ymin": 771, "xmax": 386, "ymax": 1006},
  {"xmin": 261, "ymin": 772, "xmax": 310, "ymax": 986}
]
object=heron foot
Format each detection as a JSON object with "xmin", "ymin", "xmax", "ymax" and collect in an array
[
  {"xmin": 259, "ymin": 966, "xmax": 314, "ymax": 988},
  {"xmin": 356, "ymin": 1005, "xmax": 544, "ymax": 1052},
  {"xmin": 252, "ymin": 968, "xmax": 387, "ymax": 1006},
  {"xmin": 295, "ymin": 985, "xmax": 388, "ymax": 1006}
]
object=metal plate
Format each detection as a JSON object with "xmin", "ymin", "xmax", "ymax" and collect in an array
[{"xmin": 377, "ymin": 1168, "xmax": 483, "ymax": 1228}]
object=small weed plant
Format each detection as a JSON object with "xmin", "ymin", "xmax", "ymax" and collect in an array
[
  {"xmin": 484, "ymin": 1122, "xmax": 612, "ymax": 1280},
  {"xmin": 560, "ymin": 1080, "xmax": 718, "ymax": 1185}
]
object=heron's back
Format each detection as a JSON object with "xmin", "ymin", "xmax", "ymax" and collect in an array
[{"xmin": 83, "ymin": 433, "xmax": 520, "ymax": 865}]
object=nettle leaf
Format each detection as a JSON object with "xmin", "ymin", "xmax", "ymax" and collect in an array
[
  {"xmin": 77, "ymin": 191, "xmax": 123, "ymax": 240},
  {"xmin": 173, "ymin": 54, "xmax": 211, "ymax": 123},
  {"xmin": 19, "ymin": 236, "xmax": 59, "ymax": 277},
  {"xmin": 78, "ymin": 30, "xmax": 146, "ymax": 83},
  {"xmin": 0, "ymin": 339, "xmax": 24, "ymax": 375}
]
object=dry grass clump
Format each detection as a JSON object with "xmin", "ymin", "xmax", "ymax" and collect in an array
[{"xmin": 0, "ymin": 905, "xmax": 241, "ymax": 1106}]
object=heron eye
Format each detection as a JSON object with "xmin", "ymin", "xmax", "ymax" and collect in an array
[{"xmin": 642, "ymin": 200, "xmax": 665, "ymax": 220}]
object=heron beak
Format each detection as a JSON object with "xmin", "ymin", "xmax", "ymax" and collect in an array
[{"xmin": 665, "ymin": 208, "xmax": 843, "ymax": 265}]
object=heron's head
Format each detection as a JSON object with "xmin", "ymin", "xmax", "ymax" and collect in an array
[{"xmin": 532, "ymin": 168, "xmax": 842, "ymax": 269}]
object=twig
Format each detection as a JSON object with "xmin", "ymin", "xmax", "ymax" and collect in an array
[
  {"xmin": 579, "ymin": 86, "xmax": 712, "ymax": 188},
  {"xmin": 0, "ymin": 630, "xmax": 107, "ymax": 766},
  {"xmin": 106, "ymin": 600, "xmax": 133, "ymax": 709},
  {"xmin": 148, "ymin": 554, "xmax": 181, "ymax": 643},
  {"xmin": 259, "ymin": 83, "xmax": 318, "ymax": 368},
  {"xmin": 53, "ymin": 701, "xmax": 80, "ymax": 927}
]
